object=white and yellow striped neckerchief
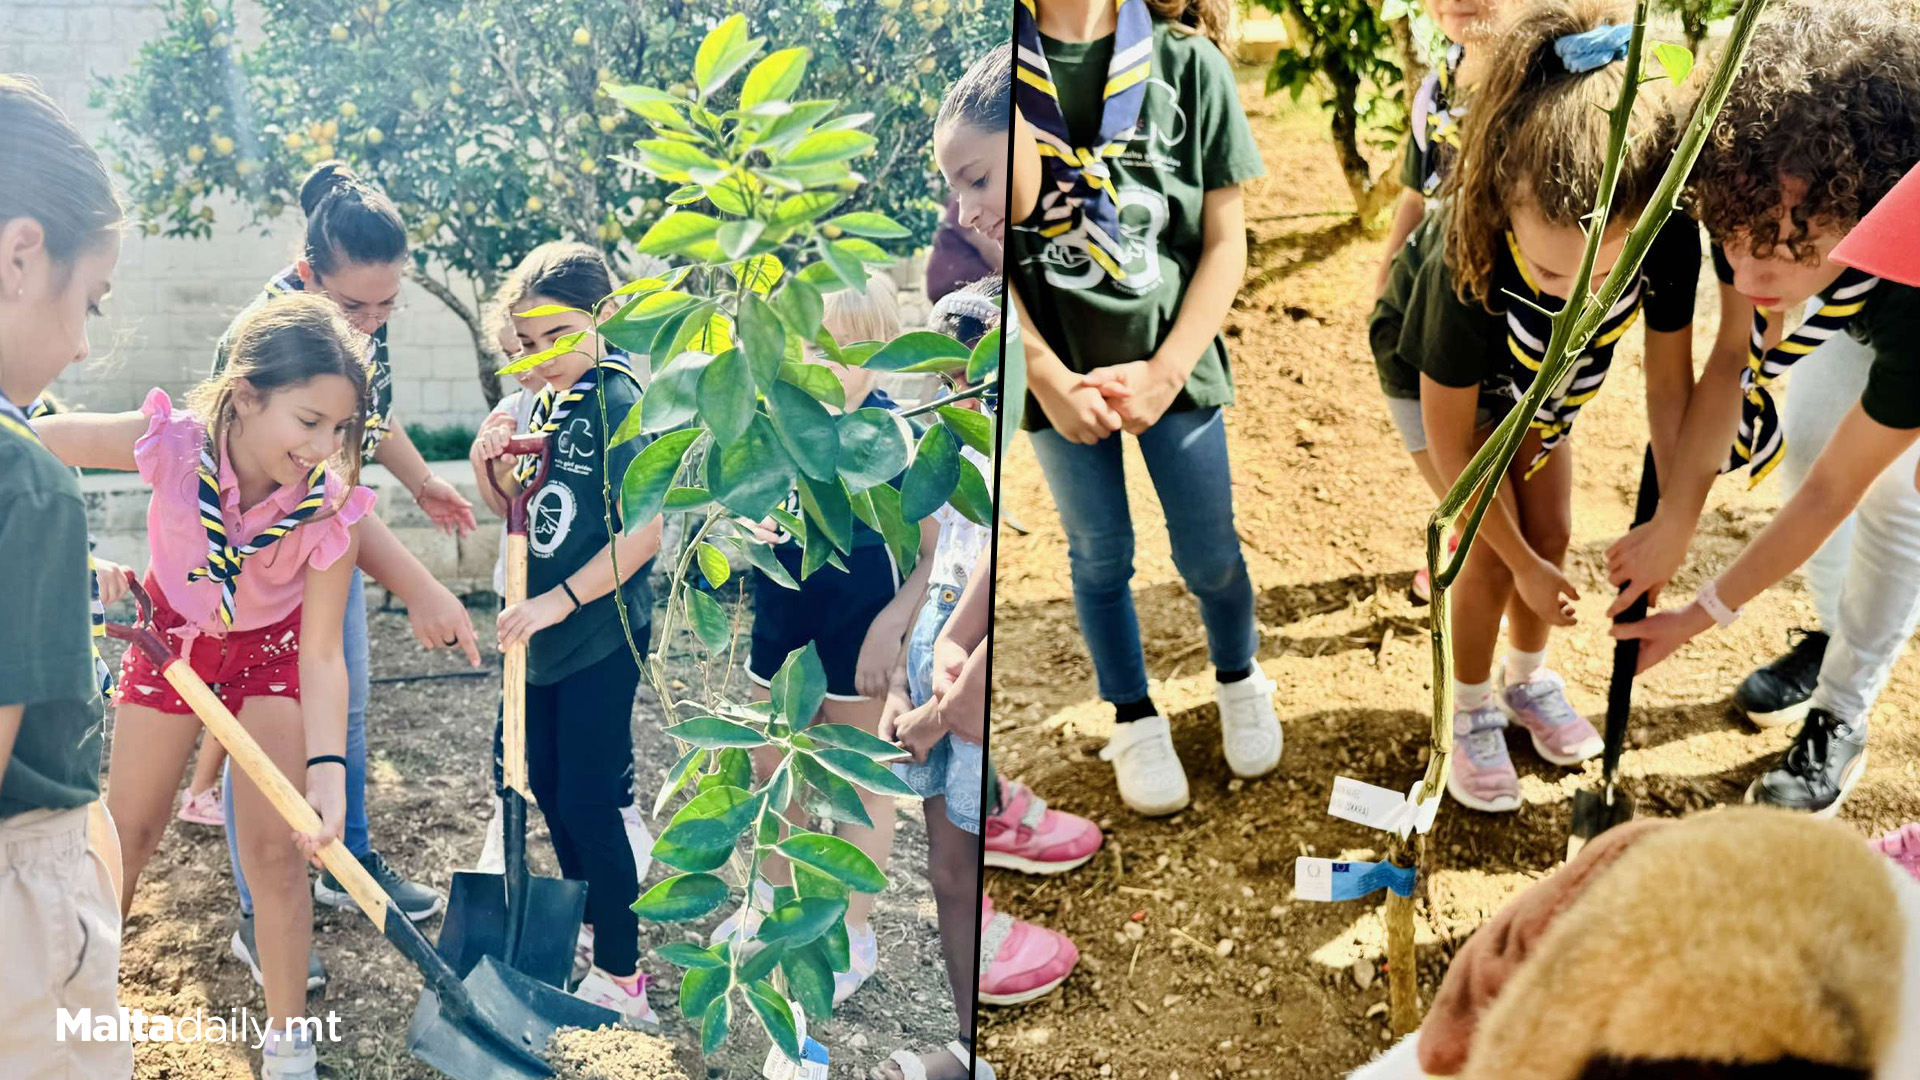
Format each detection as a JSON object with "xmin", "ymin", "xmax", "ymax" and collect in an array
[{"xmin": 513, "ymin": 356, "xmax": 639, "ymax": 485}]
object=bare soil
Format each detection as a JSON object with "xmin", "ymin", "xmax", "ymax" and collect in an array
[
  {"xmin": 111, "ymin": 602, "xmax": 958, "ymax": 1079},
  {"xmin": 978, "ymin": 71, "xmax": 1920, "ymax": 1079}
]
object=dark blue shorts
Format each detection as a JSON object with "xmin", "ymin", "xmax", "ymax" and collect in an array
[{"xmin": 747, "ymin": 543, "xmax": 900, "ymax": 702}]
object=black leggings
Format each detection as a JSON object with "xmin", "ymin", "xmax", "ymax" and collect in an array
[{"xmin": 516, "ymin": 642, "xmax": 646, "ymax": 977}]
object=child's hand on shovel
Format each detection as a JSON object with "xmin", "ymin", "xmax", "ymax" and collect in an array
[{"xmin": 295, "ymin": 766, "xmax": 348, "ymax": 869}]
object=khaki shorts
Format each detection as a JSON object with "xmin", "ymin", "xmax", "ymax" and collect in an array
[{"xmin": 0, "ymin": 804, "xmax": 132, "ymax": 1079}]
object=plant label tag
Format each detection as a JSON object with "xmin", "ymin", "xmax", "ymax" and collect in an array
[
  {"xmin": 761, "ymin": 1038, "xmax": 829, "ymax": 1080},
  {"xmin": 1295, "ymin": 857, "xmax": 1418, "ymax": 901},
  {"xmin": 1328, "ymin": 776, "xmax": 1414, "ymax": 834},
  {"xmin": 1405, "ymin": 782, "xmax": 1442, "ymax": 835}
]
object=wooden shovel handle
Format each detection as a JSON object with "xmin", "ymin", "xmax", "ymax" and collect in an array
[
  {"xmin": 154, "ymin": 659, "xmax": 394, "ymax": 930},
  {"xmin": 502, "ymin": 532, "xmax": 530, "ymax": 799}
]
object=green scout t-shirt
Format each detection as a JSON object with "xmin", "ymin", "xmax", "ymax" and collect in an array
[
  {"xmin": 0, "ymin": 414, "xmax": 106, "ymax": 818},
  {"xmin": 526, "ymin": 364, "xmax": 655, "ymax": 685},
  {"xmin": 1711, "ymin": 244, "xmax": 1920, "ymax": 430},
  {"xmin": 1007, "ymin": 22, "xmax": 1267, "ymax": 432}
]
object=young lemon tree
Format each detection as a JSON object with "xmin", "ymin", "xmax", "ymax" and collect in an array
[{"xmin": 497, "ymin": 16, "xmax": 1000, "ymax": 1060}]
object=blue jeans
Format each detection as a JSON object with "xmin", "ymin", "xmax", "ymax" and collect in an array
[
  {"xmin": 226, "ymin": 569, "xmax": 372, "ymax": 914},
  {"xmin": 894, "ymin": 583, "xmax": 985, "ymax": 833},
  {"xmin": 1027, "ymin": 407, "xmax": 1257, "ymax": 705}
]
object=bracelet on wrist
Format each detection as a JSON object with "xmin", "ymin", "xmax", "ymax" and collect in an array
[
  {"xmin": 1696, "ymin": 579, "xmax": 1743, "ymax": 629},
  {"xmin": 307, "ymin": 754, "xmax": 348, "ymax": 770},
  {"xmin": 560, "ymin": 580, "xmax": 583, "ymax": 611}
]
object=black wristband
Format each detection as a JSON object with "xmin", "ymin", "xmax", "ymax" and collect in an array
[
  {"xmin": 560, "ymin": 580, "xmax": 583, "ymax": 611},
  {"xmin": 307, "ymin": 754, "xmax": 348, "ymax": 770}
]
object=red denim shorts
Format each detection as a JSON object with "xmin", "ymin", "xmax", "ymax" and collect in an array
[{"xmin": 114, "ymin": 579, "xmax": 304, "ymax": 716}]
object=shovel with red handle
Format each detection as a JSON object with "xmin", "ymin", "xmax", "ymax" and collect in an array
[
  {"xmin": 439, "ymin": 433, "xmax": 590, "ymax": 991},
  {"xmin": 106, "ymin": 573, "xmax": 615, "ymax": 1080}
]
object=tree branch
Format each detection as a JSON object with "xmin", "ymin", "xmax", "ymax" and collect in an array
[{"xmin": 406, "ymin": 265, "xmax": 502, "ymax": 407}]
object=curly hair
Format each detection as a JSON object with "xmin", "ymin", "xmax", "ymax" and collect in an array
[
  {"xmin": 1147, "ymin": 0, "xmax": 1233, "ymax": 53},
  {"xmin": 1686, "ymin": 2, "xmax": 1920, "ymax": 264},
  {"xmin": 1440, "ymin": 0, "xmax": 1679, "ymax": 309}
]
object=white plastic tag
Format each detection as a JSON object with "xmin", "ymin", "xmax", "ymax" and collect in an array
[
  {"xmin": 761, "ymin": 999, "xmax": 827, "ymax": 1080},
  {"xmin": 1405, "ymin": 782, "xmax": 1442, "ymax": 836},
  {"xmin": 1329, "ymin": 776, "xmax": 1414, "ymax": 834}
]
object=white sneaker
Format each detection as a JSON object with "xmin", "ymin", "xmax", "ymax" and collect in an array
[
  {"xmin": 476, "ymin": 794, "xmax": 505, "ymax": 875},
  {"xmin": 572, "ymin": 925, "xmax": 595, "ymax": 987},
  {"xmin": 620, "ymin": 804, "xmax": 654, "ymax": 884},
  {"xmin": 1215, "ymin": 669, "xmax": 1283, "ymax": 778},
  {"xmin": 573, "ymin": 967, "xmax": 660, "ymax": 1028},
  {"xmin": 708, "ymin": 878, "xmax": 775, "ymax": 946},
  {"xmin": 1098, "ymin": 715, "xmax": 1191, "ymax": 816},
  {"xmin": 832, "ymin": 920, "xmax": 878, "ymax": 1005},
  {"xmin": 260, "ymin": 1028, "xmax": 317, "ymax": 1080}
]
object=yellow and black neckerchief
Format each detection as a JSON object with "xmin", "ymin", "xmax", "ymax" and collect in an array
[
  {"xmin": 1501, "ymin": 231, "xmax": 1644, "ymax": 478},
  {"xmin": 1723, "ymin": 270, "xmax": 1881, "ymax": 486},
  {"xmin": 186, "ymin": 437, "xmax": 329, "ymax": 628},
  {"xmin": 1013, "ymin": 0, "xmax": 1153, "ymax": 282},
  {"xmin": 513, "ymin": 355, "xmax": 639, "ymax": 485}
]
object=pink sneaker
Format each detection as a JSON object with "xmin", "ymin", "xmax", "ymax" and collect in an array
[
  {"xmin": 1499, "ymin": 670, "xmax": 1604, "ymax": 766},
  {"xmin": 984, "ymin": 780, "xmax": 1103, "ymax": 875},
  {"xmin": 977, "ymin": 894, "xmax": 1077, "ymax": 1006},
  {"xmin": 1872, "ymin": 823, "xmax": 1920, "ymax": 884},
  {"xmin": 176, "ymin": 786, "xmax": 223, "ymax": 827},
  {"xmin": 1447, "ymin": 701, "xmax": 1520, "ymax": 813}
]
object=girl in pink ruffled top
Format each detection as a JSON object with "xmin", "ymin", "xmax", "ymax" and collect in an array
[{"xmin": 37, "ymin": 292, "xmax": 373, "ymax": 1075}]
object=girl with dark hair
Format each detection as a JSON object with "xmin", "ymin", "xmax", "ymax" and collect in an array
[
  {"xmin": 0, "ymin": 71, "xmax": 132, "ymax": 1080},
  {"xmin": 1368, "ymin": 0, "xmax": 1702, "ymax": 813},
  {"xmin": 1002, "ymin": 0, "xmax": 1274, "ymax": 818},
  {"xmin": 475, "ymin": 241, "xmax": 664, "ymax": 1025},
  {"xmin": 1610, "ymin": 2, "xmax": 1920, "ymax": 818},
  {"xmin": 37, "ymin": 293, "xmax": 374, "ymax": 1080},
  {"xmin": 212, "ymin": 161, "xmax": 474, "ymax": 991}
]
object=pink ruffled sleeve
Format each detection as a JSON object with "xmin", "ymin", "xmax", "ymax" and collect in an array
[
  {"xmin": 133, "ymin": 387, "xmax": 197, "ymax": 486},
  {"xmin": 305, "ymin": 483, "xmax": 378, "ymax": 572}
]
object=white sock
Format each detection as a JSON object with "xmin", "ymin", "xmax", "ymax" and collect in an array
[
  {"xmin": 1456, "ymin": 678, "xmax": 1495, "ymax": 712},
  {"xmin": 1505, "ymin": 647, "xmax": 1547, "ymax": 685}
]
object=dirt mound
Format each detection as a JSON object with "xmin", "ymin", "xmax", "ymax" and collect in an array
[{"xmin": 548, "ymin": 1026, "xmax": 688, "ymax": 1080}]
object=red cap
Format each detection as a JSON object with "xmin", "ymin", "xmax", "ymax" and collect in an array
[{"xmin": 1831, "ymin": 161, "xmax": 1920, "ymax": 286}]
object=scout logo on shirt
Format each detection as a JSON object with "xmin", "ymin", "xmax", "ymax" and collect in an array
[
  {"xmin": 528, "ymin": 482, "xmax": 576, "ymax": 558},
  {"xmin": 1022, "ymin": 184, "xmax": 1168, "ymax": 294}
]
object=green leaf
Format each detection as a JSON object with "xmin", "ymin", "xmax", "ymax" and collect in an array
[
  {"xmin": 768, "ymin": 381, "xmax": 840, "ymax": 482},
  {"xmin": 817, "ymin": 235, "xmax": 868, "ymax": 291},
  {"xmin": 806, "ymin": 723, "xmax": 910, "ymax": 761},
  {"xmin": 659, "ymin": 784, "xmax": 759, "ymax": 855},
  {"xmin": 797, "ymin": 473, "xmax": 852, "ymax": 553},
  {"xmin": 809, "ymin": 747, "xmax": 918, "ymax": 799},
  {"xmin": 792, "ymin": 753, "xmax": 873, "ymax": 828},
  {"xmin": 836, "ymin": 408, "xmax": 912, "ymax": 491},
  {"xmin": 657, "ymin": 941, "xmax": 728, "ymax": 970},
  {"xmin": 821, "ymin": 917, "xmax": 852, "ymax": 973},
  {"xmin": 834, "ymin": 237, "xmax": 894, "ymax": 266},
  {"xmin": 862, "ymin": 482, "xmax": 920, "ymax": 576},
  {"xmin": 697, "ymin": 541, "xmax": 731, "ymax": 588},
  {"xmin": 736, "ymin": 938, "xmax": 788, "ymax": 985},
  {"xmin": 778, "ymin": 361, "xmax": 847, "ymax": 410},
  {"xmin": 610, "ymin": 398, "xmax": 647, "ymax": 449},
  {"xmin": 653, "ymin": 746, "xmax": 707, "ymax": 818},
  {"xmin": 783, "ymin": 129, "xmax": 876, "ymax": 167},
  {"xmin": 935, "ymin": 405, "xmax": 993, "ymax": 457},
  {"xmin": 704, "ymin": 415, "xmax": 797, "ymax": 521},
  {"xmin": 679, "ymin": 962, "xmax": 728, "ymax": 1020},
  {"xmin": 684, "ymin": 588, "xmax": 734, "ymax": 655},
  {"xmin": 967, "ymin": 326, "xmax": 1002, "ymax": 385},
  {"xmin": 758, "ymin": 896, "xmax": 847, "ymax": 947},
  {"xmin": 697, "ymin": 347, "xmax": 755, "ymax": 447},
  {"xmin": 700, "ymin": 995, "xmax": 732, "ymax": 1057},
  {"xmin": 619, "ymin": 428, "xmax": 702, "ymax": 532},
  {"xmin": 693, "ymin": 14, "xmax": 762, "ymax": 99},
  {"xmin": 496, "ymin": 331, "xmax": 586, "ymax": 376},
  {"xmin": 632, "ymin": 872, "xmax": 730, "ymax": 922},
  {"xmin": 653, "ymin": 833, "xmax": 735, "ymax": 873},
  {"xmin": 666, "ymin": 486, "xmax": 714, "ymax": 511},
  {"xmin": 800, "ymin": 516, "xmax": 832, "ymax": 582},
  {"xmin": 769, "ymin": 642, "xmax": 828, "ymax": 729},
  {"xmin": 666, "ymin": 716, "xmax": 764, "ymax": 750},
  {"xmin": 740, "ymin": 47, "xmax": 808, "ymax": 110},
  {"xmin": 513, "ymin": 303, "xmax": 586, "ymax": 319},
  {"xmin": 733, "ymin": 536, "xmax": 799, "ymax": 590},
  {"xmin": 736, "ymin": 292, "xmax": 787, "ymax": 392},
  {"xmin": 771, "ymin": 191, "xmax": 845, "ymax": 229},
  {"xmin": 862, "ymin": 331, "xmax": 972, "ymax": 374},
  {"xmin": 901, "ymin": 424, "xmax": 961, "ymax": 523},
  {"xmin": 764, "ymin": 760, "xmax": 794, "ymax": 815},
  {"xmin": 794, "ymin": 260, "xmax": 847, "ymax": 292},
  {"xmin": 777, "ymin": 832, "xmax": 887, "ymax": 893},
  {"xmin": 715, "ymin": 747, "xmax": 755, "ymax": 791},
  {"xmin": 948, "ymin": 454, "xmax": 993, "ymax": 527},
  {"xmin": 782, "ymin": 943, "xmax": 836, "ymax": 1025},
  {"xmin": 772, "ymin": 279, "xmax": 825, "ymax": 342},
  {"xmin": 716, "ymin": 218, "xmax": 767, "ymax": 262},
  {"xmin": 729, "ymin": 254, "xmax": 786, "ymax": 296},
  {"xmin": 745, "ymin": 980, "xmax": 802, "ymax": 1062},
  {"xmin": 665, "ymin": 183, "xmax": 706, "ymax": 205},
  {"xmin": 756, "ymin": 100, "xmax": 840, "ymax": 149},
  {"xmin": 1652, "ymin": 41, "xmax": 1694, "ymax": 85},
  {"xmin": 705, "ymin": 174, "xmax": 753, "ymax": 216},
  {"xmin": 824, "ymin": 212, "xmax": 911, "ymax": 240},
  {"xmin": 638, "ymin": 211, "xmax": 722, "ymax": 257}
]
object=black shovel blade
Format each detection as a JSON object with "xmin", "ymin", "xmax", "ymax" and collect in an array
[
  {"xmin": 408, "ymin": 955, "xmax": 618, "ymax": 1080},
  {"xmin": 440, "ymin": 870, "xmax": 586, "ymax": 989},
  {"xmin": 1566, "ymin": 787, "xmax": 1637, "ymax": 859}
]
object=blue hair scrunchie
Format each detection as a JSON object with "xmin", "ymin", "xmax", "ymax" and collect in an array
[{"xmin": 1554, "ymin": 24, "xmax": 1634, "ymax": 73}]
